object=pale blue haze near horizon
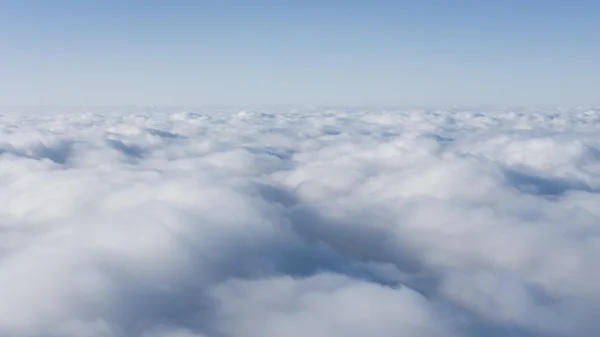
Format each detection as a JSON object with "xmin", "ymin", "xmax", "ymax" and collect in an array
[{"xmin": 1, "ymin": 0, "xmax": 599, "ymax": 107}]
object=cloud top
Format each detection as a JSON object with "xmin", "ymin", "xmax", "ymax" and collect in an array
[{"xmin": 1, "ymin": 106, "xmax": 599, "ymax": 337}]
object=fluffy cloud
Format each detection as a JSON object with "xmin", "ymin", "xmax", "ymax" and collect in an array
[
  {"xmin": 211, "ymin": 273, "xmax": 457, "ymax": 337},
  {"xmin": 0, "ymin": 106, "xmax": 599, "ymax": 337}
]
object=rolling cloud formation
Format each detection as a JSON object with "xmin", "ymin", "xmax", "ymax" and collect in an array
[{"xmin": 1, "ymin": 106, "xmax": 599, "ymax": 337}]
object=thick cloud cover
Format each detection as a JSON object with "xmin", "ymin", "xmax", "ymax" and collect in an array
[{"xmin": 1, "ymin": 106, "xmax": 600, "ymax": 337}]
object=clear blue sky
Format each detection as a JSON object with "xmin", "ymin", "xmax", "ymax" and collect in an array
[{"xmin": 1, "ymin": 0, "xmax": 599, "ymax": 107}]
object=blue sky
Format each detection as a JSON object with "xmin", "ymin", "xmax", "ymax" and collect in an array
[{"xmin": 1, "ymin": 0, "xmax": 599, "ymax": 106}]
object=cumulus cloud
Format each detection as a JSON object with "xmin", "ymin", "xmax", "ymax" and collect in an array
[{"xmin": 0, "ymin": 106, "xmax": 600, "ymax": 336}]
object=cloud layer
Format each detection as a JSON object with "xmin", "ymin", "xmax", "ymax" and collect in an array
[{"xmin": 1, "ymin": 106, "xmax": 599, "ymax": 337}]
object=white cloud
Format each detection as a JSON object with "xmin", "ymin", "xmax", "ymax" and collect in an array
[
  {"xmin": 211, "ymin": 273, "xmax": 458, "ymax": 337},
  {"xmin": 0, "ymin": 106, "xmax": 599, "ymax": 336}
]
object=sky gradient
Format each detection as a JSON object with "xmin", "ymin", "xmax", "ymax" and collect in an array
[{"xmin": 1, "ymin": 0, "xmax": 599, "ymax": 107}]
